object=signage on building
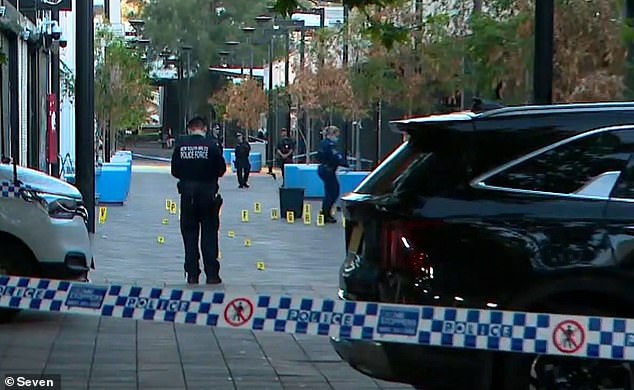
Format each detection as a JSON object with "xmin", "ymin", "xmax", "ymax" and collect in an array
[
  {"xmin": 47, "ymin": 94, "xmax": 58, "ymax": 164},
  {"xmin": 38, "ymin": 0, "xmax": 72, "ymax": 11}
]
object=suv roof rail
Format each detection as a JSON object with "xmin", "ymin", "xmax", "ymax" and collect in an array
[
  {"xmin": 477, "ymin": 101, "xmax": 634, "ymax": 118},
  {"xmin": 472, "ymin": 97, "xmax": 505, "ymax": 113}
]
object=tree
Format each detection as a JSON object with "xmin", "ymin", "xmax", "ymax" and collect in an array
[
  {"xmin": 225, "ymin": 79, "xmax": 268, "ymax": 133},
  {"xmin": 95, "ymin": 27, "xmax": 153, "ymax": 155},
  {"xmin": 140, "ymin": 0, "xmax": 270, "ymax": 117},
  {"xmin": 272, "ymin": 0, "xmax": 410, "ymax": 49}
]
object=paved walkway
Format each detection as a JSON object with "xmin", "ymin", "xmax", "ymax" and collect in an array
[{"xmin": 0, "ymin": 163, "xmax": 412, "ymax": 389}]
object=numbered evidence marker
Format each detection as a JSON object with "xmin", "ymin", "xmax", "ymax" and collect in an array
[
  {"xmin": 270, "ymin": 208, "xmax": 280, "ymax": 220},
  {"xmin": 256, "ymin": 261, "xmax": 265, "ymax": 271},
  {"xmin": 303, "ymin": 203, "xmax": 311, "ymax": 216},
  {"xmin": 286, "ymin": 211, "xmax": 295, "ymax": 224},
  {"xmin": 254, "ymin": 202, "xmax": 262, "ymax": 213},
  {"xmin": 244, "ymin": 239, "xmax": 252, "ymax": 247},
  {"xmin": 169, "ymin": 202, "xmax": 178, "ymax": 215},
  {"xmin": 157, "ymin": 236, "xmax": 165, "ymax": 244},
  {"xmin": 303, "ymin": 209, "xmax": 312, "ymax": 225},
  {"xmin": 165, "ymin": 199, "xmax": 172, "ymax": 211},
  {"xmin": 162, "ymin": 218, "xmax": 169, "ymax": 225},
  {"xmin": 98, "ymin": 207, "xmax": 108, "ymax": 224},
  {"xmin": 227, "ymin": 230, "xmax": 236, "ymax": 238},
  {"xmin": 241, "ymin": 210, "xmax": 249, "ymax": 222},
  {"xmin": 316, "ymin": 213, "xmax": 325, "ymax": 227}
]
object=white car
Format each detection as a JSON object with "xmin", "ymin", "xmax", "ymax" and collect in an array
[{"xmin": 0, "ymin": 163, "xmax": 94, "ymax": 320}]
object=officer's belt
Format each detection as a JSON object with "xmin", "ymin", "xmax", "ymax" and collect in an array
[{"xmin": 178, "ymin": 181, "xmax": 218, "ymax": 195}]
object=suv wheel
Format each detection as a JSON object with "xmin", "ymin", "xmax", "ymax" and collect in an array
[
  {"xmin": 0, "ymin": 240, "xmax": 36, "ymax": 323},
  {"xmin": 499, "ymin": 302, "xmax": 634, "ymax": 390}
]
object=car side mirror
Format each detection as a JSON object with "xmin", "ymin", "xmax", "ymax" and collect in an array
[{"xmin": 574, "ymin": 171, "xmax": 621, "ymax": 197}]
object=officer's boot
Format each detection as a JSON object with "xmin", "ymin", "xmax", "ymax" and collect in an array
[
  {"xmin": 186, "ymin": 273, "xmax": 199, "ymax": 284},
  {"xmin": 322, "ymin": 209, "xmax": 337, "ymax": 224}
]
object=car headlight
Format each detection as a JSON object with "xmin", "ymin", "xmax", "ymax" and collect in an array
[{"xmin": 37, "ymin": 193, "xmax": 80, "ymax": 220}]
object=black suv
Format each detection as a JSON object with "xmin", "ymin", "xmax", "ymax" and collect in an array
[{"xmin": 332, "ymin": 102, "xmax": 634, "ymax": 390}]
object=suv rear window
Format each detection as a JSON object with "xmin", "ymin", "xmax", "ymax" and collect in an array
[{"xmin": 354, "ymin": 142, "xmax": 427, "ymax": 195}]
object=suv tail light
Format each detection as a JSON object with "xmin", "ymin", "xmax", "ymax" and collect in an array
[{"xmin": 381, "ymin": 220, "xmax": 443, "ymax": 276}]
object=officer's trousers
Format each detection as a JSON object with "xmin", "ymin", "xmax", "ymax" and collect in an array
[
  {"xmin": 179, "ymin": 191, "xmax": 221, "ymax": 279},
  {"xmin": 318, "ymin": 165, "xmax": 339, "ymax": 216},
  {"xmin": 236, "ymin": 160, "xmax": 250, "ymax": 186}
]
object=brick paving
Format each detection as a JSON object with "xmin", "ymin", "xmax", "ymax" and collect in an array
[{"xmin": 0, "ymin": 162, "xmax": 412, "ymax": 389}]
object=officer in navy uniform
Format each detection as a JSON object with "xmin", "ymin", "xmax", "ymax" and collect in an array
[
  {"xmin": 207, "ymin": 124, "xmax": 223, "ymax": 154},
  {"xmin": 317, "ymin": 125, "xmax": 348, "ymax": 223},
  {"xmin": 171, "ymin": 117, "xmax": 226, "ymax": 284},
  {"xmin": 234, "ymin": 133, "xmax": 251, "ymax": 188},
  {"xmin": 276, "ymin": 128, "xmax": 295, "ymax": 185}
]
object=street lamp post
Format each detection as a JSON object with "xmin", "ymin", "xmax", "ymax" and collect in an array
[
  {"xmin": 241, "ymin": 27, "xmax": 256, "ymax": 77},
  {"xmin": 256, "ymin": 15, "xmax": 275, "ymax": 174},
  {"xmin": 224, "ymin": 41, "xmax": 240, "ymax": 75},
  {"xmin": 76, "ymin": 0, "xmax": 96, "ymax": 233},
  {"xmin": 533, "ymin": 0, "xmax": 554, "ymax": 104},
  {"xmin": 182, "ymin": 45, "xmax": 193, "ymax": 119}
]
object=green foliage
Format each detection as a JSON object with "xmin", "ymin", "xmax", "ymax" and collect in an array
[
  {"xmin": 273, "ymin": 0, "xmax": 409, "ymax": 48},
  {"xmin": 95, "ymin": 27, "xmax": 153, "ymax": 136},
  {"xmin": 141, "ymin": 0, "xmax": 270, "ymax": 116}
]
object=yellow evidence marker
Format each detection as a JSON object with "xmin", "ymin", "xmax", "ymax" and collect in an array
[
  {"xmin": 254, "ymin": 202, "xmax": 262, "ymax": 213},
  {"xmin": 169, "ymin": 202, "xmax": 177, "ymax": 215},
  {"xmin": 286, "ymin": 211, "xmax": 295, "ymax": 224},
  {"xmin": 244, "ymin": 239, "xmax": 252, "ymax": 247},
  {"xmin": 165, "ymin": 199, "xmax": 172, "ymax": 211},
  {"xmin": 270, "ymin": 208, "xmax": 280, "ymax": 220},
  {"xmin": 98, "ymin": 207, "xmax": 108, "ymax": 224},
  {"xmin": 227, "ymin": 231, "xmax": 236, "ymax": 238},
  {"xmin": 256, "ymin": 261, "xmax": 265, "ymax": 271},
  {"xmin": 303, "ymin": 210, "xmax": 311, "ymax": 225},
  {"xmin": 317, "ymin": 214, "xmax": 325, "ymax": 227},
  {"xmin": 162, "ymin": 218, "xmax": 169, "ymax": 225},
  {"xmin": 241, "ymin": 210, "xmax": 249, "ymax": 222},
  {"xmin": 157, "ymin": 236, "xmax": 165, "ymax": 244},
  {"xmin": 303, "ymin": 203, "xmax": 311, "ymax": 215}
]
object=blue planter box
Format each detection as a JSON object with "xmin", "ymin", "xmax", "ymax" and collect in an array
[
  {"xmin": 283, "ymin": 164, "xmax": 370, "ymax": 199},
  {"xmin": 223, "ymin": 148, "xmax": 234, "ymax": 163},
  {"xmin": 230, "ymin": 152, "xmax": 262, "ymax": 173},
  {"xmin": 95, "ymin": 161, "xmax": 132, "ymax": 204}
]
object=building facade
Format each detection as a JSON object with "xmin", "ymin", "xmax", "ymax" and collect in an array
[{"xmin": 0, "ymin": 0, "xmax": 65, "ymax": 174}]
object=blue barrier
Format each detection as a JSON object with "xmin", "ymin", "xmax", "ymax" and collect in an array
[
  {"xmin": 230, "ymin": 152, "xmax": 262, "ymax": 173},
  {"xmin": 223, "ymin": 148, "xmax": 233, "ymax": 163},
  {"xmin": 283, "ymin": 164, "xmax": 370, "ymax": 199},
  {"xmin": 96, "ymin": 162, "xmax": 132, "ymax": 204}
]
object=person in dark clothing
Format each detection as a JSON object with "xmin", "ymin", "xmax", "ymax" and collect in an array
[
  {"xmin": 171, "ymin": 116, "xmax": 227, "ymax": 285},
  {"xmin": 235, "ymin": 132, "xmax": 251, "ymax": 188},
  {"xmin": 207, "ymin": 124, "xmax": 223, "ymax": 154},
  {"xmin": 276, "ymin": 128, "xmax": 295, "ymax": 185},
  {"xmin": 316, "ymin": 126, "xmax": 348, "ymax": 223}
]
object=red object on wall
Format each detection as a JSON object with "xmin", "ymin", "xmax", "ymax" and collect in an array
[{"xmin": 47, "ymin": 93, "xmax": 58, "ymax": 164}]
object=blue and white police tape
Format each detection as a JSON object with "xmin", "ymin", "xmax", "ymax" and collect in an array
[{"xmin": 0, "ymin": 274, "xmax": 632, "ymax": 362}]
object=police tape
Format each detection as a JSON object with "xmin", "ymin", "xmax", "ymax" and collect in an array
[{"xmin": 0, "ymin": 274, "xmax": 632, "ymax": 362}]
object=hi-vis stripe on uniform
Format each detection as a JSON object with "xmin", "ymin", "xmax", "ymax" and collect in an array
[{"xmin": 1, "ymin": 274, "xmax": 634, "ymax": 361}]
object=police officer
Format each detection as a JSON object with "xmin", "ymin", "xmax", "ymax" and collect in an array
[
  {"xmin": 208, "ymin": 124, "xmax": 223, "ymax": 154},
  {"xmin": 276, "ymin": 128, "xmax": 295, "ymax": 185},
  {"xmin": 317, "ymin": 126, "xmax": 348, "ymax": 223},
  {"xmin": 235, "ymin": 132, "xmax": 251, "ymax": 188},
  {"xmin": 171, "ymin": 117, "xmax": 226, "ymax": 284}
]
